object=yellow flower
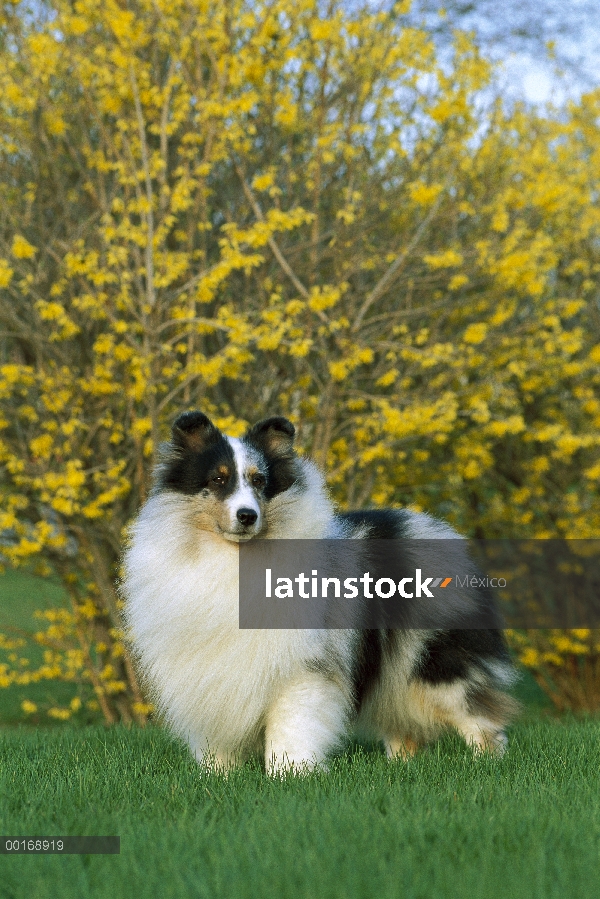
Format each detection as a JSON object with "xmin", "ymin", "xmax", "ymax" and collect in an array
[
  {"xmin": 423, "ymin": 250, "xmax": 463, "ymax": 269},
  {"xmin": 47, "ymin": 707, "xmax": 71, "ymax": 720},
  {"xmin": 0, "ymin": 259, "xmax": 14, "ymax": 288},
  {"xmin": 11, "ymin": 235, "xmax": 36, "ymax": 259},
  {"xmin": 519, "ymin": 648, "xmax": 539, "ymax": 668},
  {"xmin": 463, "ymin": 323, "xmax": 488, "ymax": 345}
]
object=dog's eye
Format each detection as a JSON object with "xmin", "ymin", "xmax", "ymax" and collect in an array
[
  {"xmin": 251, "ymin": 475, "xmax": 265, "ymax": 488},
  {"xmin": 211, "ymin": 475, "xmax": 226, "ymax": 487}
]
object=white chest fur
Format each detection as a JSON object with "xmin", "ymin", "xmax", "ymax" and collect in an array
[{"xmin": 122, "ymin": 493, "xmax": 323, "ymax": 755}]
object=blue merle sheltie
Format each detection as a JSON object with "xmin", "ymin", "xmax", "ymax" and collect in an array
[{"xmin": 122, "ymin": 411, "xmax": 517, "ymax": 773}]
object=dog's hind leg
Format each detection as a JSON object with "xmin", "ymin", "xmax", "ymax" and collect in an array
[
  {"xmin": 457, "ymin": 720, "xmax": 508, "ymax": 755},
  {"xmin": 404, "ymin": 631, "xmax": 518, "ymax": 755},
  {"xmin": 384, "ymin": 736, "xmax": 420, "ymax": 760},
  {"xmin": 264, "ymin": 672, "xmax": 351, "ymax": 775},
  {"xmin": 406, "ymin": 679, "xmax": 517, "ymax": 756}
]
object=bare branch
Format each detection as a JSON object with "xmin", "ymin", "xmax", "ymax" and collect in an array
[
  {"xmin": 157, "ymin": 370, "xmax": 207, "ymax": 414},
  {"xmin": 157, "ymin": 317, "xmax": 231, "ymax": 340},
  {"xmin": 360, "ymin": 298, "xmax": 450, "ymax": 327},
  {"xmin": 352, "ymin": 187, "xmax": 447, "ymax": 332},
  {"xmin": 233, "ymin": 161, "xmax": 310, "ymax": 301},
  {"xmin": 129, "ymin": 65, "xmax": 156, "ymax": 310}
]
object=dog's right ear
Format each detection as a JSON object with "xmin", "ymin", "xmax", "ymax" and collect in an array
[{"xmin": 171, "ymin": 411, "xmax": 220, "ymax": 453}]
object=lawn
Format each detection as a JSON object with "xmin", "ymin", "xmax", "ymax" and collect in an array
[{"xmin": 1, "ymin": 720, "xmax": 600, "ymax": 899}]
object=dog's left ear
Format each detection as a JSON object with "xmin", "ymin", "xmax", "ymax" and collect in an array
[{"xmin": 246, "ymin": 417, "xmax": 295, "ymax": 456}]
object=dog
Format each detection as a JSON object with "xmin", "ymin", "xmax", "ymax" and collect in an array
[{"xmin": 122, "ymin": 411, "xmax": 517, "ymax": 773}]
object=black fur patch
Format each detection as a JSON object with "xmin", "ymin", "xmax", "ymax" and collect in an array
[
  {"xmin": 159, "ymin": 433, "xmax": 238, "ymax": 497},
  {"xmin": 244, "ymin": 417, "xmax": 304, "ymax": 499},
  {"xmin": 412, "ymin": 629, "xmax": 510, "ymax": 685},
  {"xmin": 336, "ymin": 509, "xmax": 413, "ymax": 539},
  {"xmin": 337, "ymin": 509, "xmax": 421, "ymax": 629},
  {"xmin": 351, "ymin": 629, "xmax": 385, "ymax": 710}
]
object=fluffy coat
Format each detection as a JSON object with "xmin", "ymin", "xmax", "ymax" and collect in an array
[{"xmin": 122, "ymin": 412, "xmax": 517, "ymax": 772}]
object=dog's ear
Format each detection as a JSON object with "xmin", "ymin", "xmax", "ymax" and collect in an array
[
  {"xmin": 172, "ymin": 411, "xmax": 220, "ymax": 453},
  {"xmin": 246, "ymin": 417, "xmax": 295, "ymax": 457}
]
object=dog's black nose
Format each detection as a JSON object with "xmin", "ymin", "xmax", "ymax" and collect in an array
[{"xmin": 237, "ymin": 508, "xmax": 258, "ymax": 526}]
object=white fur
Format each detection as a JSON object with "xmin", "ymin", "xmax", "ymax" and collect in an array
[
  {"xmin": 123, "ymin": 457, "xmax": 350, "ymax": 771},
  {"xmin": 224, "ymin": 437, "xmax": 261, "ymax": 531},
  {"xmin": 265, "ymin": 672, "xmax": 350, "ymax": 773}
]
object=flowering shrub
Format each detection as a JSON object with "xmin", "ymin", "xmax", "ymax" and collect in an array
[
  {"xmin": 0, "ymin": 0, "xmax": 599, "ymax": 719},
  {"xmin": 509, "ymin": 630, "xmax": 600, "ymax": 713},
  {"xmin": 0, "ymin": 583, "xmax": 151, "ymax": 724}
]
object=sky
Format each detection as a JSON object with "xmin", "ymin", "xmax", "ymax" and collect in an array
[{"xmin": 406, "ymin": 0, "xmax": 600, "ymax": 105}]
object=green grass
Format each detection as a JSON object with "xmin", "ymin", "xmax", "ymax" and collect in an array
[{"xmin": 1, "ymin": 720, "xmax": 600, "ymax": 899}]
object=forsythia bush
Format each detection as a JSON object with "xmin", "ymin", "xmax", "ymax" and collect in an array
[
  {"xmin": 510, "ymin": 630, "xmax": 600, "ymax": 713},
  {"xmin": 0, "ymin": 0, "xmax": 599, "ymax": 720}
]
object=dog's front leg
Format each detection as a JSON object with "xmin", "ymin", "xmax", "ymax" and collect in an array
[{"xmin": 264, "ymin": 672, "xmax": 350, "ymax": 775}]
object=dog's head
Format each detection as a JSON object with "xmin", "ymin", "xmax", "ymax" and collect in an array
[{"xmin": 156, "ymin": 411, "xmax": 302, "ymax": 542}]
